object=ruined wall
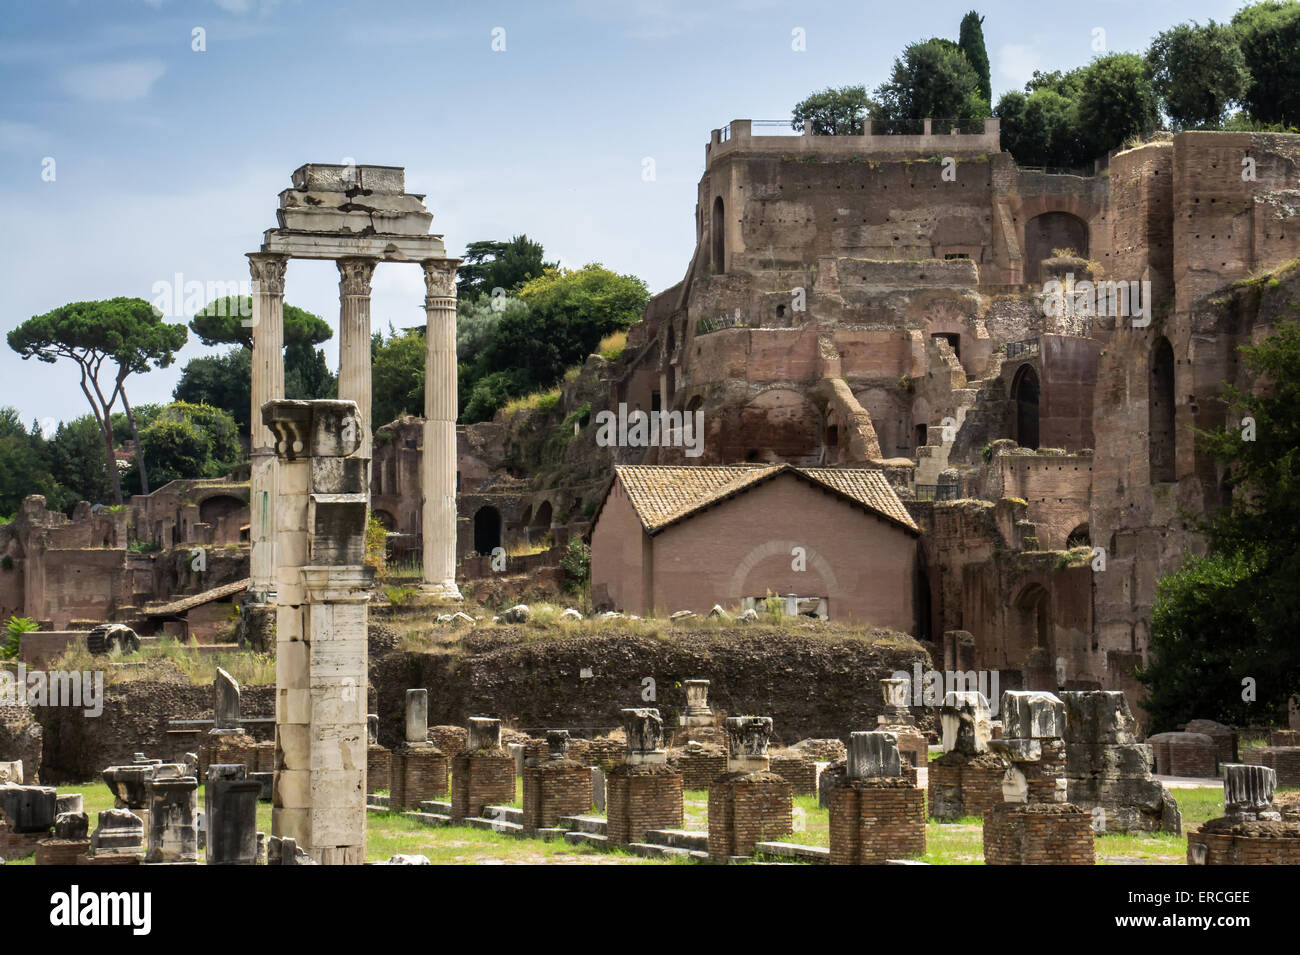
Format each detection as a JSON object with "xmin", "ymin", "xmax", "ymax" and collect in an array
[
  {"xmin": 995, "ymin": 451, "xmax": 1093, "ymax": 550},
  {"xmin": 34, "ymin": 681, "xmax": 275, "ymax": 783},
  {"xmin": 370, "ymin": 628, "xmax": 930, "ymax": 745}
]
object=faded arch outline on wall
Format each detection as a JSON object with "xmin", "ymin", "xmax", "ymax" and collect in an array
[{"xmin": 728, "ymin": 538, "xmax": 839, "ymax": 603}]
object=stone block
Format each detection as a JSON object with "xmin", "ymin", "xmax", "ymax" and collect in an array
[
  {"xmin": 0, "ymin": 783, "xmax": 57, "ymax": 832},
  {"xmin": 940, "ymin": 691, "xmax": 991, "ymax": 754},
  {"xmin": 1001, "ymin": 691, "xmax": 1066, "ymax": 740},
  {"xmin": 1061, "ymin": 690, "xmax": 1137, "ymax": 745},
  {"xmin": 846, "ymin": 731, "xmax": 901, "ymax": 779}
]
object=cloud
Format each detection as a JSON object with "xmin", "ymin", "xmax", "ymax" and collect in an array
[
  {"xmin": 0, "ymin": 121, "xmax": 47, "ymax": 153},
  {"xmin": 996, "ymin": 43, "xmax": 1040, "ymax": 90},
  {"xmin": 60, "ymin": 60, "xmax": 167, "ymax": 102}
]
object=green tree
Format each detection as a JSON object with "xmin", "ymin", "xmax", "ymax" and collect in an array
[
  {"xmin": 995, "ymin": 88, "xmax": 1086, "ymax": 167},
  {"xmin": 958, "ymin": 11, "xmax": 992, "ymax": 106},
  {"xmin": 370, "ymin": 325, "xmax": 427, "ymax": 429},
  {"xmin": 136, "ymin": 401, "xmax": 241, "ymax": 486},
  {"xmin": 791, "ymin": 85, "xmax": 874, "ymax": 135},
  {"xmin": 874, "ymin": 38, "xmax": 989, "ymax": 132},
  {"xmin": 0, "ymin": 412, "xmax": 64, "ymax": 518},
  {"xmin": 189, "ymin": 297, "xmax": 331, "ymax": 351},
  {"xmin": 1232, "ymin": 0, "xmax": 1300, "ymax": 127},
  {"xmin": 1146, "ymin": 21, "xmax": 1250, "ymax": 129},
  {"xmin": 1075, "ymin": 53, "xmax": 1160, "ymax": 157},
  {"xmin": 1140, "ymin": 317, "xmax": 1300, "ymax": 728},
  {"xmin": 8, "ymin": 298, "xmax": 188, "ymax": 504},
  {"xmin": 173, "ymin": 348, "xmax": 252, "ymax": 433},
  {"xmin": 42, "ymin": 414, "xmax": 119, "ymax": 507},
  {"xmin": 456, "ymin": 235, "xmax": 557, "ymax": 301}
]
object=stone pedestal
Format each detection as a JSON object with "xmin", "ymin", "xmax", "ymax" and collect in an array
[
  {"xmin": 983, "ymin": 690, "xmax": 1094, "ymax": 865},
  {"xmin": 207, "ymin": 764, "xmax": 261, "ymax": 865},
  {"xmin": 607, "ymin": 708, "xmax": 682, "ymax": 843},
  {"xmin": 522, "ymin": 733, "xmax": 593, "ymax": 832},
  {"xmin": 90, "ymin": 808, "xmax": 144, "ymax": 859},
  {"xmin": 146, "ymin": 774, "xmax": 198, "ymax": 863},
  {"xmin": 0, "ymin": 782, "xmax": 57, "ymax": 832},
  {"xmin": 828, "ymin": 731, "xmax": 926, "ymax": 864},
  {"xmin": 707, "ymin": 717, "xmax": 792, "ymax": 860},
  {"xmin": 266, "ymin": 399, "xmax": 372, "ymax": 866},
  {"xmin": 929, "ymin": 691, "xmax": 1003, "ymax": 820}
]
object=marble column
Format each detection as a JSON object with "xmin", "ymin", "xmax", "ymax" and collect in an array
[
  {"xmin": 337, "ymin": 257, "xmax": 378, "ymax": 459},
  {"xmin": 420, "ymin": 259, "xmax": 462, "ymax": 598},
  {"xmin": 247, "ymin": 252, "xmax": 287, "ymax": 595}
]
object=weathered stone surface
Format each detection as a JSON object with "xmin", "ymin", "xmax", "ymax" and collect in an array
[
  {"xmin": 847, "ymin": 731, "xmax": 901, "ymax": 779},
  {"xmin": 546, "ymin": 730, "xmax": 570, "ymax": 760},
  {"xmin": 940, "ymin": 691, "xmax": 990, "ymax": 755},
  {"xmin": 622, "ymin": 708, "xmax": 664, "ymax": 755},
  {"xmin": 405, "ymin": 689, "xmax": 428, "ymax": 744},
  {"xmin": 1001, "ymin": 691, "xmax": 1066, "ymax": 740},
  {"xmin": 467, "ymin": 717, "xmax": 501, "ymax": 751},
  {"xmin": 54, "ymin": 811, "xmax": 88, "ymax": 840},
  {"xmin": 213, "ymin": 667, "xmax": 241, "ymax": 731},
  {"xmin": 0, "ymin": 761, "xmax": 21, "ymax": 785},
  {"xmin": 1061, "ymin": 690, "xmax": 1137, "ymax": 745},
  {"xmin": 500, "ymin": 604, "xmax": 530, "ymax": 623},
  {"xmin": 90, "ymin": 808, "xmax": 144, "ymax": 856},
  {"xmin": 146, "ymin": 774, "xmax": 198, "ymax": 864},
  {"xmin": 1223, "ymin": 763, "xmax": 1276, "ymax": 819},
  {"xmin": 0, "ymin": 783, "xmax": 57, "ymax": 832}
]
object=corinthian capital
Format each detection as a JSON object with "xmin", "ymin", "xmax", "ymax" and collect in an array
[
  {"xmin": 247, "ymin": 253, "xmax": 288, "ymax": 294},
  {"xmin": 338, "ymin": 257, "xmax": 378, "ymax": 296},
  {"xmin": 421, "ymin": 259, "xmax": 458, "ymax": 298}
]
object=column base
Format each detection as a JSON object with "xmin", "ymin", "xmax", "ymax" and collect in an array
[{"xmin": 419, "ymin": 581, "xmax": 463, "ymax": 601}]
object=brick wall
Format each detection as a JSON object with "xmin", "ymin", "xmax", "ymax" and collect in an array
[
  {"xmin": 198, "ymin": 734, "xmax": 257, "ymax": 779},
  {"xmin": 391, "ymin": 747, "xmax": 448, "ymax": 809},
  {"xmin": 707, "ymin": 771, "xmax": 793, "ymax": 860},
  {"xmin": 928, "ymin": 752, "xmax": 1004, "ymax": 820},
  {"xmin": 521, "ymin": 760, "xmax": 593, "ymax": 831},
  {"xmin": 983, "ymin": 803, "xmax": 1095, "ymax": 864},
  {"xmin": 1188, "ymin": 824, "xmax": 1300, "ymax": 864},
  {"xmin": 606, "ymin": 763, "xmax": 683, "ymax": 844},
  {"xmin": 451, "ymin": 751, "xmax": 515, "ymax": 821},
  {"xmin": 828, "ymin": 778, "xmax": 926, "ymax": 864},
  {"xmin": 1242, "ymin": 747, "xmax": 1300, "ymax": 787},
  {"xmin": 671, "ymin": 750, "xmax": 726, "ymax": 790},
  {"xmin": 768, "ymin": 754, "xmax": 817, "ymax": 796},
  {"xmin": 367, "ymin": 745, "xmax": 391, "ymax": 793}
]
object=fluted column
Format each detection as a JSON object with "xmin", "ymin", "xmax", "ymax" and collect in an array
[
  {"xmin": 337, "ymin": 257, "xmax": 378, "ymax": 458},
  {"xmin": 420, "ymin": 258, "xmax": 462, "ymax": 598},
  {"xmin": 247, "ymin": 252, "xmax": 287, "ymax": 595}
]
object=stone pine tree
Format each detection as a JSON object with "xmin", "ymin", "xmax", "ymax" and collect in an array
[
  {"xmin": 958, "ymin": 11, "xmax": 992, "ymax": 107},
  {"xmin": 7, "ymin": 298, "xmax": 188, "ymax": 504}
]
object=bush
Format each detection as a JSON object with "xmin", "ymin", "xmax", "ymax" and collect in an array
[
  {"xmin": 560, "ymin": 538, "xmax": 590, "ymax": 591},
  {"xmin": 3, "ymin": 615, "xmax": 39, "ymax": 659}
]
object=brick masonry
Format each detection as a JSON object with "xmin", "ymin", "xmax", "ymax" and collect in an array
[
  {"xmin": 708, "ymin": 770, "xmax": 793, "ymax": 859},
  {"xmin": 198, "ymin": 733, "xmax": 258, "ymax": 780},
  {"xmin": 671, "ymin": 750, "xmax": 726, "ymax": 790},
  {"xmin": 606, "ymin": 763, "xmax": 683, "ymax": 844},
  {"xmin": 983, "ymin": 803, "xmax": 1095, "ymax": 865},
  {"xmin": 451, "ymin": 751, "xmax": 516, "ymax": 821},
  {"xmin": 35, "ymin": 839, "xmax": 90, "ymax": 865},
  {"xmin": 390, "ymin": 746, "xmax": 447, "ymax": 809},
  {"xmin": 367, "ymin": 744, "xmax": 391, "ymax": 794},
  {"xmin": 928, "ymin": 752, "xmax": 1005, "ymax": 820},
  {"xmin": 1188, "ymin": 821, "xmax": 1300, "ymax": 864},
  {"xmin": 769, "ymin": 754, "xmax": 817, "ymax": 796},
  {"xmin": 1242, "ymin": 747, "xmax": 1300, "ymax": 786},
  {"xmin": 522, "ymin": 759, "xmax": 594, "ymax": 831},
  {"xmin": 828, "ymin": 778, "xmax": 926, "ymax": 865}
]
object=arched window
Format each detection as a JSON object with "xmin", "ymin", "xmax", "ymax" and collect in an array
[
  {"xmin": 1011, "ymin": 364, "xmax": 1040, "ymax": 450},
  {"xmin": 1149, "ymin": 337, "xmax": 1176, "ymax": 483},
  {"xmin": 1024, "ymin": 211, "xmax": 1089, "ymax": 285}
]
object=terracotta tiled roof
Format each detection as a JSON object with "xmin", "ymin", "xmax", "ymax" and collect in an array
[{"xmin": 612, "ymin": 464, "xmax": 918, "ymax": 535}]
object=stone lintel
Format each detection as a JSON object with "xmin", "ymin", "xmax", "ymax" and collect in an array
[{"xmin": 262, "ymin": 229, "xmax": 447, "ymax": 262}]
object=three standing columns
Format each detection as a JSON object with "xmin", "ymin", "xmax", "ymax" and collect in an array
[{"xmin": 421, "ymin": 259, "xmax": 461, "ymax": 598}]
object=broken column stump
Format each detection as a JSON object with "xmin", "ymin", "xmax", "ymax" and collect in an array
[
  {"xmin": 707, "ymin": 716, "xmax": 793, "ymax": 861},
  {"xmin": 145, "ymin": 766, "xmax": 198, "ymax": 864},
  {"xmin": 983, "ymin": 691, "xmax": 1095, "ymax": 865},
  {"xmin": 522, "ymin": 731, "xmax": 593, "ymax": 833},
  {"xmin": 1187, "ymin": 764, "xmax": 1300, "ymax": 864},
  {"xmin": 828, "ymin": 731, "xmax": 926, "ymax": 864},
  {"xmin": 390, "ymin": 690, "xmax": 448, "ymax": 809},
  {"xmin": 451, "ymin": 717, "xmax": 514, "ymax": 821},
  {"xmin": 607, "ymin": 708, "xmax": 683, "ymax": 845},
  {"xmin": 929, "ymin": 691, "xmax": 1004, "ymax": 821}
]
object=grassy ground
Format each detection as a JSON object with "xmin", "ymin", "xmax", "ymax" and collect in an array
[{"xmin": 12, "ymin": 781, "xmax": 1285, "ymax": 866}]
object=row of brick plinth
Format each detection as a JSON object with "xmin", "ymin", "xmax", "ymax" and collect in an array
[
  {"xmin": 982, "ymin": 803, "xmax": 1096, "ymax": 865},
  {"xmin": 452, "ymin": 751, "xmax": 516, "ymax": 821},
  {"xmin": 522, "ymin": 760, "xmax": 593, "ymax": 831},
  {"xmin": 708, "ymin": 771, "xmax": 794, "ymax": 860},
  {"xmin": 390, "ymin": 746, "xmax": 449, "ymax": 811},
  {"xmin": 828, "ymin": 779, "xmax": 927, "ymax": 864}
]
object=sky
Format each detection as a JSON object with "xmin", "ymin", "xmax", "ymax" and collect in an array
[{"xmin": 0, "ymin": 0, "xmax": 1248, "ymax": 429}]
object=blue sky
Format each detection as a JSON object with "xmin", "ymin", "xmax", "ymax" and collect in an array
[{"xmin": 0, "ymin": 0, "xmax": 1246, "ymax": 428}]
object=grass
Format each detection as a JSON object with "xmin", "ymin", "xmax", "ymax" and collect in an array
[
  {"xmin": 44, "ymin": 636, "xmax": 275, "ymax": 687},
  {"xmin": 7, "ymin": 781, "xmax": 1270, "ymax": 866},
  {"xmin": 597, "ymin": 330, "xmax": 627, "ymax": 361},
  {"xmin": 502, "ymin": 387, "xmax": 561, "ymax": 416}
]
